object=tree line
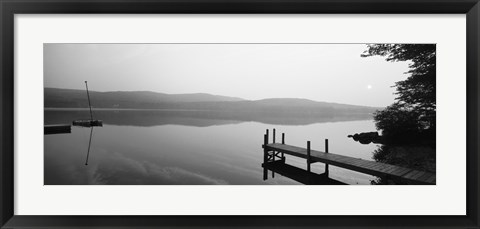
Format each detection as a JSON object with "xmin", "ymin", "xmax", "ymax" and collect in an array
[{"xmin": 362, "ymin": 44, "xmax": 436, "ymax": 146}]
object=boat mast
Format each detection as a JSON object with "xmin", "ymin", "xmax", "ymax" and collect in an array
[{"xmin": 85, "ymin": 81, "xmax": 93, "ymax": 121}]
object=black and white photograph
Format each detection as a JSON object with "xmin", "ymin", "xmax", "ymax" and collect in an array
[{"xmin": 44, "ymin": 43, "xmax": 436, "ymax": 185}]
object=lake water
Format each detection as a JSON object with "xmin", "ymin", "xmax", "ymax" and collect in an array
[{"xmin": 44, "ymin": 109, "xmax": 379, "ymax": 185}]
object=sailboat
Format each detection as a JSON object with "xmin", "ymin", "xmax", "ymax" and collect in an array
[{"xmin": 72, "ymin": 81, "xmax": 103, "ymax": 127}]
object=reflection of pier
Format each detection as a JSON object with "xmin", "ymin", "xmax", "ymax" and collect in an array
[
  {"xmin": 262, "ymin": 129, "xmax": 436, "ymax": 185},
  {"xmin": 263, "ymin": 160, "xmax": 346, "ymax": 185}
]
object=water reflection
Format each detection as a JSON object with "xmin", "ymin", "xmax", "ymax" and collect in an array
[
  {"xmin": 85, "ymin": 127, "xmax": 94, "ymax": 165},
  {"xmin": 44, "ymin": 110, "xmax": 378, "ymax": 185},
  {"xmin": 45, "ymin": 108, "xmax": 373, "ymax": 127},
  {"xmin": 262, "ymin": 161, "xmax": 347, "ymax": 185}
]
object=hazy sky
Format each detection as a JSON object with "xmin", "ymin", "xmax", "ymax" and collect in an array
[{"xmin": 44, "ymin": 44, "xmax": 411, "ymax": 107}]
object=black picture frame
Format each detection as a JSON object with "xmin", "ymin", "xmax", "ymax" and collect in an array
[{"xmin": 1, "ymin": 0, "xmax": 479, "ymax": 228}]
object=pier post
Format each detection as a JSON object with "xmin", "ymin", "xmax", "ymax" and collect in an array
[
  {"xmin": 272, "ymin": 129, "xmax": 276, "ymax": 177},
  {"xmin": 325, "ymin": 139, "xmax": 329, "ymax": 177},
  {"xmin": 272, "ymin": 129, "xmax": 276, "ymax": 159},
  {"xmin": 273, "ymin": 129, "xmax": 276, "ymax": 143},
  {"xmin": 281, "ymin": 133, "xmax": 285, "ymax": 161},
  {"xmin": 263, "ymin": 134, "xmax": 268, "ymax": 180},
  {"xmin": 265, "ymin": 129, "xmax": 270, "ymax": 159},
  {"xmin": 307, "ymin": 141, "xmax": 311, "ymax": 172}
]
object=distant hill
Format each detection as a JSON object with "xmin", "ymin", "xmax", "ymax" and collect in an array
[
  {"xmin": 45, "ymin": 88, "xmax": 244, "ymax": 108},
  {"xmin": 44, "ymin": 88, "xmax": 380, "ymax": 115}
]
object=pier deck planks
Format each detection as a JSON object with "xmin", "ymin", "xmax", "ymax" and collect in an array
[{"xmin": 264, "ymin": 143, "xmax": 435, "ymax": 185}]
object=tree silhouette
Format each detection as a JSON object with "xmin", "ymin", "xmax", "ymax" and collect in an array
[{"xmin": 362, "ymin": 44, "xmax": 436, "ymax": 145}]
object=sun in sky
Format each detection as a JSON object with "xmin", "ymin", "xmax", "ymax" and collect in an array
[{"xmin": 367, "ymin": 85, "xmax": 373, "ymax": 90}]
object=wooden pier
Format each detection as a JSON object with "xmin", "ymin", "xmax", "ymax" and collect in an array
[
  {"xmin": 44, "ymin": 124, "xmax": 71, "ymax": 135},
  {"xmin": 262, "ymin": 129, "xmax": 436, "ymax": 185}
]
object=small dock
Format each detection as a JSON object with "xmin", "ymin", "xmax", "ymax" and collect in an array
[
  {"xmin": 262, "ymin": 129, "xmax": 435, "ymax": 185},
  {"xmin": 44, "ymin": 124, "xmax": 71, "ymax": 135},
  {"xmin": 72, "ymin": 120, "xmax": 103, "ymax": 127}
]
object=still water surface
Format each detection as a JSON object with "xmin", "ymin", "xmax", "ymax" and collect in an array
[{"xmin": 45, "ymin": 109, "xmax": 379, "ymax": 185}]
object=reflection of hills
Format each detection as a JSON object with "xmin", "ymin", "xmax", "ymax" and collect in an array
[
  {"xmin": 45, "ymin": 109, "xmax": 373, "ymax": 127},
  {"xmin": 45, "ymin": 88, "xmax": 379, "ymax": 126}
]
